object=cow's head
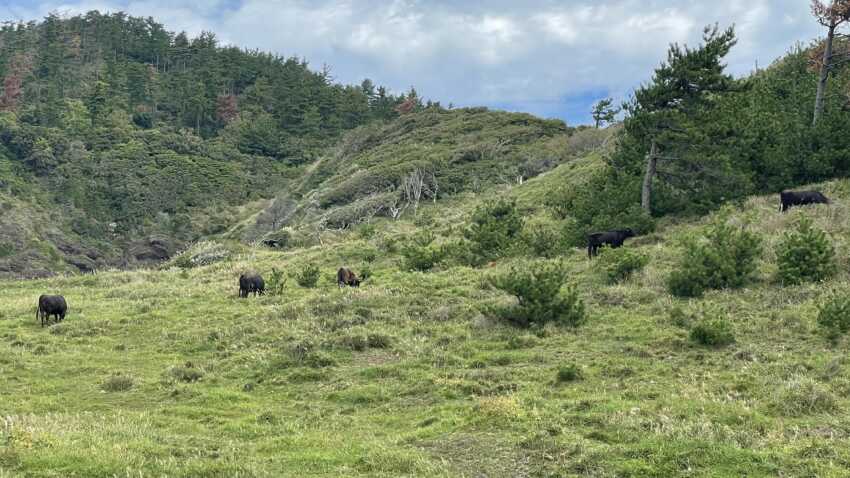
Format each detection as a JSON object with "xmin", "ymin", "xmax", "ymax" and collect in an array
[{"xmin": 622, "ymin": 229, "xmax": 635, "ymax": 238}]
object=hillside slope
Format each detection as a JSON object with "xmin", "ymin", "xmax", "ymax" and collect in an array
[
  {"xmin": 239, "ymin": 110, "xmax": 603, "ymax": 242},
  {"xmin": 0, "ymin": 12, "xmax": 411, "ymax": 278},
  {"xmin": 2, "ymin": 169, "xmax": 850, "ymax": 476}
]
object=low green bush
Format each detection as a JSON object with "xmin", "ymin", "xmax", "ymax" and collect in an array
[
  {"xmin": 266, "ymin": 268, "xmax": 288, "ymax": 296},
  {"xmin": 598, "ymin": 247, "xmax": 648, "ymax": 284},
  {"xmin": 817, "ymin": 293, "xmax": 850, "ymax": 340},
  {"xmin": 556, "ymin": 364, "xmax": 583, "ymax": 383},
  {"xmin": 490, "ymin": 261, "xmax": 585, "ymax": 328},
  {"xmin": 170, "ymin": 364, "xmax": 204, "ymax": 383},
  {"xmin": 464, "ymin": 199, "xmax": 523, "ymax": 263},
  {"xmin": 776, "ymin": 217, "xmax": 836, "ymax": 285},
  {"xmin": 545, "ymin": 168, "xmax": 655, "ymax": 247},
  {"xmin": 521, "ymin": 222, "xmax": 565, "ymax": 258},
  {"xmin": 295, "ymin": 264, "xmax": 321, "ymax": 288},
  {"xmin": 102, "ymin": 373, "xmax": 134, "ymax": 392},
  {"xmin": 401, "ymin": 233, "xmax": 446, "ymax": 272},
  {"xmin": 667, "ymin": 214, "xmax": 762, "ymax": 298},
  {"xmin": 771, "ymin": 376, "xmax": 837, "ymax": 416},
  {"xmin": 690, "ymin": 318, "xmax": 735, "ymax": 347}
]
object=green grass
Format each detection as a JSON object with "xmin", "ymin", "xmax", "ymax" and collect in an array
[{"xmin": 3, "ymin": 177, "xmax": 850, "ymax": 476}]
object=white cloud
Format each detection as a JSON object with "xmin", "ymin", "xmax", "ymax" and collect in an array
[{"xmin": 0, "ymin": 0, "xmax": 828, "ymax": 123}]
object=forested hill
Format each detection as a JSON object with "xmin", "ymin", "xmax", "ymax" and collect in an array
[
  {"xmin": 2, "ymin": 13, "xmax": 850, "ymax": 280},
  {"xmin": 0, "ymin": 12, "xmax": 428, "ymax": 277}
]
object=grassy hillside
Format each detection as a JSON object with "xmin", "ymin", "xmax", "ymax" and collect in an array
[
  {"xmin": 243, "ymin": 112, "xmax": 602, "ymax": 240},
  {"xmin": 3, "ymin": 164, "xmax": 850, "ymax": 476}
]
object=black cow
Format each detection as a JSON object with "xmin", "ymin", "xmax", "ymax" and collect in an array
[
  {"xmin": 780, "ymin": 190, "xmax": 830, "ymax": 212},
  {"xmin": 587, "ymin": 229, "xmax": 635, "ymax": 258},
  {"xmin": 37, "ymin": 295, "xmax": 67, "ymax": 327},
  {"xmin": 261, "ymin": 239, "xmax": 282, "ymax": 248},
  {"xmin": 337, "ymin": 267, "xmax": 361, "ymax": 288},
  {"xmin": 239, "ymin": 273, "xmax": 265, "ymax": 298}
]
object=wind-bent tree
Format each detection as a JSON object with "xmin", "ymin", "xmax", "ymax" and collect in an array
[
  {"xmin": 626, "ymin": 25, "xmax": 737, "ymax": 212},
  {"xmin": 811, "ymin": 0, "xmax": 850, "ymax": 125},
  {"xmin": 591, "ymin": 97, "xmax": 619, "ymax": 128}
]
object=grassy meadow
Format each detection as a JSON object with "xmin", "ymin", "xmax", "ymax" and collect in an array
[{"xmin": 3, "ymin": 168, "xmax": 850, "ymax": 477}]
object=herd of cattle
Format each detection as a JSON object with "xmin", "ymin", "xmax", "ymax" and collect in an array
[
  {"xmin": 31, "ymin": 190, "xmax": 830, "ymax": 327},
  {"xmin": 237, "ymin": 267, "xmax": 361, "ymax": 298}
]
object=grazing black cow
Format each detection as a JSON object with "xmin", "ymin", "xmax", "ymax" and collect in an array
[
  {"xmin": 337, "ymin": 267, "xmax": 361, "ymax": 288},
  {"xmin": 261, "ymin": 239, "xmax": 282, "ymax": 248},
  {"xmin": 587, "ymin": 229, "xmax": 635, "ymax": 258},
  {"xmin": 780, "ymin": 190, "xmax": 830, "ymax": 212},
  {"xmin": 239, "ymin": 273, "xmax": 265, "ymax": 298},
  {"xmin": 37, "ymin": 295, "xmax": 67, "ymax": 327}
]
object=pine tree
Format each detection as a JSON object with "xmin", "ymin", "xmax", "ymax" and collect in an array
[
  {"xmin": 300, "ymin": 105, "xmax": 322, "ymax": 136},
  {"xmin": 625, "ymin": 25, "xmax": 737, "ymax": 212},
  {"xmin": 591, "ymin": 98, "xmax": 619, "ymax": 128},
  {"xmin": 86, "ymin": 80, "xmax": 109, "ymax": 127}
]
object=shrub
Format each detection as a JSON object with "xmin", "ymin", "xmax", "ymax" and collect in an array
[
  {"xmin": 545, "ymin": 168, "xmax": 655, "ymax": 243},
  {"xmin": 771, "ymin": 376, "xmax": 837, "ymax": 416},
  {"xmin": 367, "ymin": 333, "xmax": 392, "ymax": 349},
  {"xmin": 170, "ymin": 363, "xmax": 204, "ymax": 383},
  {"xmin": 101, "ymin": 373, "xmax": 134, "ymax": 392},
  {"xmin": 667, "ymin": 214, "xmax": 762, "ymax": 298},
  {"xmin": 556, "ymin": 364, "xmax": 583, "ymax": 383},
  {"xmin": 266, "ymin": 268, "xmax": 288, "ymax": 296},
  {"xmin": 358, "ymin": 223, "xmax": 377, "ymax": 240},
  {"xmin": 295, "ymin": 264, "xmax": 321, "ymax": 288},
  {"xmin": 668, "ymin": 306, "xmax": 692, "ymax": 328},
  {"xmin": 817, "ymin": 293, "xmax": 850, "ymax": 340},
  {"xmin": 689, "ymin": 318, "xmax": 735, "ymax": 347},
  {"xmin": 362, "ymin": 248, "xmax": 378, "ymax": 263},
  {"xmin": 464, "ymin": 199, "xmax": 523, "ymax": 263},
  {"xmin": 776, "ymin": 217, "xmax": 836, "ymax": 285},
  {"xmin": 490, "ymin": 261, "xmax": 585, "ymax": 328},
  {"xmin": 598, "ymin": 247, "xmax": 648, "ymax": 284},
  {"xmin": 521, "ymin": 222, "xmax": 565, "ymax": 258},
  {"xmin": 401, "ymin": 233, "xmax": 446, "ymax": 272}
]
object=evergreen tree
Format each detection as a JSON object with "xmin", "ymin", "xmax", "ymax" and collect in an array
[
  {"xmin": 86, "ymin": 80, "xmax": 110, "ymax": 127},
  {"xmin": 591, "ymin": 97, "xmax": 619, "ymax": 128},
  {"xmin": 621, "ymin": 25, "xmax": 737, "ymax": 212}
]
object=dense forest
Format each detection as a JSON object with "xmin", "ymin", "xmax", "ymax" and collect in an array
[{"xmin": 0, "ymin": 12, "xmax": 432, "ymax": 275}]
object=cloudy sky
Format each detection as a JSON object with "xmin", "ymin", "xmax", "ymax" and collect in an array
[{"xmin": 0, "ymin": 0, "xmax": 827, "ymax": 124}]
